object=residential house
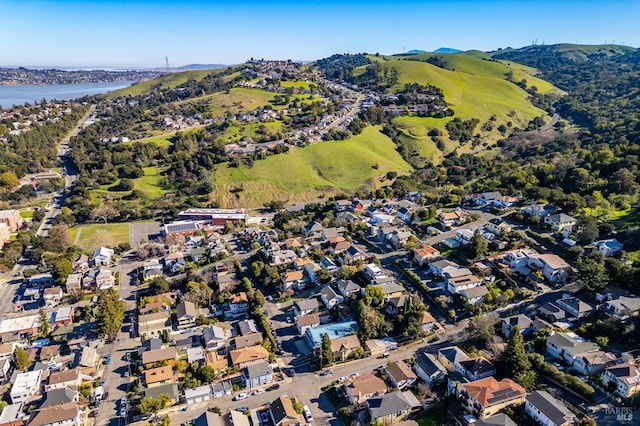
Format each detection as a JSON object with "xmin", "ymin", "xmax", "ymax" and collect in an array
[
  {"xmin": 0, "ymin": 403, "xmax": 26, "ymax": 426},
  {"xmin": 446, "ymin": 274, "xmax": 482, "ymax": 295},
  {"xmin": 414, "ymin": 244, "xmax": 440, "ymax": 266},
  {"xmin": 485, "ymin": 218, "xmax": 512, "ymax": 236},
  {"xmin": 555, "ymin": 296, "xmax": 593, "ymax": 319},
  {"xmin": 594, "ymin": 238, "xmax": 623, "ymax": 257},
  {"xmin": 573, "ymin": 350, "xmax": 617, "ymax": 376},
  {"xmin": 303, "ymin": 221, "xmax": 324, "ymax": 239},
  {"xmin": 461, "ymin": 377, "xmax": 526, "ymax": 419},
  {"xmin": 64, "ymin": 274, "xmax": 82, "ymax": 296},
  {"xmin": 413, "ymin": 352, "xmax": 446, "ymax": 387},
  {"xmin": 293, "ymin": 299, "xmax": 319, "ymax": 317},
  {"xmin": 242, "ymin": 361, "xmax": 273, "ymax": 390},
  {"xmin": 321, "ymin": 227, "xmax": 345, "ymax": 241},
  {"xmin": 42, "ymin": 287, "xmax": 63, "ymax": 308},
  {"xmin": 304, "ymin": 262, "xmax": 322, "ymax": 284},
  {"xmin": 546, "ymin": 332, "xmax": 600, "ymax": 369},
  {"xmin": 501, "ymin": 315, "xmax": 533, "ymax": 338},
  {"xmin": 475, "ymin": 414, "xmax": 518, "ymax": 426},
  {"xmin": 143, "ymin": 383, "xmax": 179, "ymax": 405},
  {"xmin": 39, "ymin": 388, "xmax": 78, "ymax": 408},
  {"xmin": 544, "ymin": 213, "xmax": 577, "ymax": 232},
  {"xmin": 339, "ymin": 245, "xmax": 366, "ymax": 265},
  {"xmin": 336, "ymin": 279, "xmax": 360, "ymax": 298},
  {"xmin": 193, "ymin": 411, "xmax": 222, "ymax": 426},
  {"xmin": 345, "ymin": 372, "xmax": 387, "ymax": 406},
  {"xmin": 211, "ymin": 381, "xmax": 233, "ymax": 398},
  {"xmin": 602, "ymin": 296, "xmax": 640, "ymax": 319},
  {"xmin": 185, "ymin": 385, "xmax": 214, "ymax": 406},
  {"xmin": 0, "ymin": 357, "xmax": 11, "ymax": 381},
  {"xmin": 203, "ymin": 326, "xmax": 226, "ymax": 350},
  {"xmin": 525, "ymin": 390, "xmax": 575, "ymax": 426},
  {"xmin": 176, "ymin": 301, "xmax": 198, "ymax": 329},
  {"xmin": 429, "ymin": 258, "xmax": 460, "ymax": 277},
  {"xmin": 78, "ymin": 346, "xmax": 98, "ymax": 375},
  {"xmin": 142, "ymin": 347, "xmax": 177, "ymax": 369},
  {"xmin": 538, "ymin": 302, "xmax": 567, "ymax": 322},
  {"xmin": 375, "ymin": 283, "xmax": 405, "ymax": 301},
  {"xmin": 467, "ymin": 192, "xmax": 502, "ymax": 206},
  {"xmin": 335, "ymin": 199, "xmax": 351, "ymax": 212},
  {"xmin": 268, "ymin": 249, "xmax": 297, "ymax": 267},
  {"xmin": 367, "ymin": 391, "xmax": 421, "ymax": 424},
  {"xmin": 437, "ymin": 346, "xmax": 470, "ymax": 373},
  {"xmin": 142, "ymin": 260, "xmax": 163, "ymax": 281},
  {"xmin": 184, "ymin": 235, "xmax": 204, "ymax": 250},
  {"xmin": 320, "ymin": 285, "xmax": 344, "ymax": 309},
  {"xmin": 187, "ymin": 347, "xmax": 206, "ymax": 364},
  {"xmin": 229, "ymin": 292, "xmax": 249, "ymax": 315},
  {"xmin": 522, "ymin": 204, "xmax": 555, "ymax": 218},
  {"xmin": 330, "ymin": 335, "xmax": 362, "ymax": 362},
  {"xmin": 493, "ymin": 194, "xmax": 518, "ymax": 208},
  {"xmin": 455, "ymin": 228, "xmax": 476, "ymax": 246},
  {"xmin": 143, "ymin": 366, "xmax": 175, "ymax": 387},
  {"xmin": 205, "ymin": 351, "xmax": 229, "ymax": 373},
  {"xmin": 229, "ymin": 345, "xmax": 269, "ymax": 369},
  {"xmin": 386, "ymin": 295, "xmax": 408, "ymax": 316},
  {"xmin": 388, "ymin": 230, "xmax": 413, "ymax": 248},
  {"xmin": 10, "ymin": 370, "xmax": 42, "ymax": 403},
  {"xmin": 164, "ymin": 252, "xmax": 186, "ymax": 274},
  {"xmin": 601, "ymin": 362, "xmax": 640, "ymax": 399},
  {"xmin": 438, "ymin": 209, "xmax": 469, "ymax": 228},
  {"xmin": 459, "ymin": 285, "xmax": 489, "ymax": 305},
  {"xmin": 138, "ymin": 311, "xmax": 172, "ymax": 338},
  {"xmin": 281, "ymin": 270, "xmax": 306, "ymax": 292},
  {"xmin": 295, "ymin": 313, "xmax": 320, "ymax": 336},
  {"xmin": 27, "ymin": 402, "xmax": 80, "ymax": 426},
  {"xmin": 364, "ymin": 263, "xmax": 387, "ymax": 282},
  {"xmin": 270, "ymin": 395, "xmax": 303, "ymax": 426},
  {"xmin": 45, "ymin": 368, "xmax": 84, "ymax": 392},
  {"xmin": 92, "ymin": 247, "xmax": 114, "ymax": 266},
  {"xmin": 238, "ymin": 319, "xmax": 259, "ymax": 336},
  {"xmin": 39, "ymin": 344, "xmax": 61, "ymax": 363},
  {"xmin": 386, "ymin": 360, "xmax": 417, "ymax": 390},
  {"xmin": 331, "ymin": 240, "xmax": 352, "ymax": 255},
  {"xmin": 0, "ymin": 210, "xmax": 23, "ymax": 231},
  {"xmin": 71, "ymin": 255, "xmax": 89, "ymax": 273},
  {"xmin": 457, "ymin": 357, "xmax": 496, "ymax": 381},
  {"xmin": 421, "ymin": 311, "xmax": 438, "ymax": 334},
  {"xmin": 528, "ymin": 254, "xmax": 572, "ymax": 283},
  {"xmin": 396, "ymin": 206, "xmax": 414, "ymax": 224}
]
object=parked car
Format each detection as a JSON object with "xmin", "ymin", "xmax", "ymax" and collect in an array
[
  {"xmin": 338, "ymin": 376, "xmax": 347, "ymax": 383},
  {"xmin": 253, "ymin": 388, "xmax": 265, "ymax": 395},
  {"xmin": 303, "ymin": 405, "xmax": 313, "ymax": 423},
  {"xmin": 266, "ymin": 384, "xmax": 280, "ymax": 391},
  {"xmin": 261, "ymin": 412, "xmax": 269, "ymax": 423},
  {"xmin": 320, "ymin": 369, "xmax": 333, "ymax": 376},
  {"xmin": 236, "ymin": 406, "xmax": 249, "ymax": 412},
  {"xmin": 233, "ymin": 393, "xmax": 249, "ymax": 401}
]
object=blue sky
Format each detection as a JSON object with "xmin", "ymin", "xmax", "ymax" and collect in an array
[{"xmin": 1, "ymin": 0, "xmax": 638, "ymax": 67}]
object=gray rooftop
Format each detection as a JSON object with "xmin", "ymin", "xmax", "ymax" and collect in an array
[
  {"xmin": 526, "ymin": 390, "xmax": 575, "ymax": 426},
  {"xmin": 243, "ymin": 361, "xmax": 273, "ymax": 378}
]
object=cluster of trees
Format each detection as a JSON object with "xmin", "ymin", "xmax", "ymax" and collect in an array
[
  {"xmin": 445, "ymin": 117, "xmax": 480, "ymax": 143},
  {"xmin": 315, "ymin": 53, "xmax": 371, "ymax": 81},
  {"xmin": 96, "ymin": 288, "xmax": 125, "ymax": 340}
]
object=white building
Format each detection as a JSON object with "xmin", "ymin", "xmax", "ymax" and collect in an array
[{"xmin": 10, "ymin": 370, "xmax": 42, "ymax": 403}]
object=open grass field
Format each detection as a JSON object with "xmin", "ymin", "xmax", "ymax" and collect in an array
[
  {"xmin": 212, "ymin": 125, "xmax": 412, "ymax": 207},
  {"xmin": 125, "ymin": 133, "xmax": 175, "ymax": 148},
  {"xmin": 205, "ymin": 88, "xmax": 321, "ymax": 116},
  {"xmin": 104, "ymin": 70, "xmax": 215, "ymax": 99},
  {"xmin": 280, "ymin": 80, "xmax": 314, "ymax": 90},
  {"xmin": 218, "ymin": 121, "xmax": 284, "ymax": 143},
  {"xmin": 133, "ymin": 166, "xmax": 169, "ymax": 198},
  {"xmin": 70, "ymin": 223, "xmax": 130, "ymax": 252}
]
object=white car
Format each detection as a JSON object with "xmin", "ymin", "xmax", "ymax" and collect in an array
[
  {"xmin": 338, "ymin": 376, "xmax": 347, "ymax": 383},
  {"xmin": 303, "ymin": 405, "xmax": 313, "ymax": 422},
  {"xmin": 253, "ymin": 388, "xmax": 265, "ymax": 395},
  {"xmin": 119, "ymin": 408, "xmax": 126, "ymax": 417},
  {"xmin": 233, "ymin": 393, "xmax": 249, "ymax": 401}
]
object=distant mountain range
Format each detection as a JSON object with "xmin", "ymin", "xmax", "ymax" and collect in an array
[
  {"xmin": 405, "ymin": 47, "xmax": 462, "ymax": 55},
  {"xmin": 175, "ymin": 64, "xmax": 227, "ymax": 70}
]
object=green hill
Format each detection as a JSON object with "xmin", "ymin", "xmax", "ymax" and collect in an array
[
  {"xmin": 211, "ymin": 125, "xmax": 412, "ymax": 207},
  {"xmin": 104, "ymin": 69, "xmax": 219, "ymax": 99},
  {"xmin": 362, "ymin": 54, "xmax": 559, "ymax": 166}
]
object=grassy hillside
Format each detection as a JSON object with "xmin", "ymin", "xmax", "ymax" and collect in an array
[
  {"xmin": 211, "ymin": 125, "xmax": 412, "ymax": 207},
  {"xmin": 104, "ymin": 69, "xmax": 217, "ymax": 99},
  {"xmin": 364, "ymin": 54, "xmax": 555, "ymax": 164}
]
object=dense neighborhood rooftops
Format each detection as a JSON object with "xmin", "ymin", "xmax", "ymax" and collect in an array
[
  {"xmin": 28, "ymin": 402, "xmax": 78, "ymax": 426},
  {"xmin": 306, "ymin": 321, "xmax": 358, "ymax": 347},
  {"xmin": 229, "ymin": 345, "xmax": 269, "ymax": 365}
]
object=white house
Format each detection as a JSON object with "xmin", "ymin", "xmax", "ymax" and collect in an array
[
  {"xmin": 544, "ymin": 213, "xmax": 576, "ymax": 232},
  {"xmin": 242, "ymin": 361, "xmax": 273, "ymax": 390},
  {"xmin": 10, "ymin": 370, "xmax": 42, "ymax": 403},
  {"xmin": 525, "ymin": 390, "xmax": 575, "ymax": 426},
  {"xmin": 446, "ymin": 274, "xmax": 482, "ymax": 294},
  {"xmin": 92, "ymin": 246, "xmax": 114, "ymax": 266},
  {"xmin": 594, "ymin": 239, "xmax": 623, "ymax": 257},
  {"xmin": 320, "ymin": 285, "xmax": 344, "ymax": 309},
  {"xmin": 413, "ymin": 352, "xmax": 447, "ymax": 387}
]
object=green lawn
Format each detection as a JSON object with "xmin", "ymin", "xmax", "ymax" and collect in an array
[
  {"xmin": 218, "ymin": 121, "xmax": 284, "ymax": 143},
  {"xmin": 132, "ymin": 166, "xmax": 169, "ymax": 198},
  {"xmin": 280, "ymin": 80, "xmax": 313, "ymax": 90},
  {"xmin": 19, "ymin": 210, "xmax": 34, "ymax": 219},
  {"xmin": 212, "ymin": 125, "xmax": 412, "ymax": 207},
  {"xmin": 125, "ymin": 133, "xmax": 175, "ymax": 148},
  {"xmin": 71, "ymin": 223, "xmax": 130, "ymax": 252}
]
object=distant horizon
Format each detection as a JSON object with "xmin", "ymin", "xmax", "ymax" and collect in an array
[
  {"xmin": 1, "ymin": 0, "xmax": 638, "ymax": 68},
  {"xmin": 1, "ymin": 41, "xmax": 637, "ymax": 71}
]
